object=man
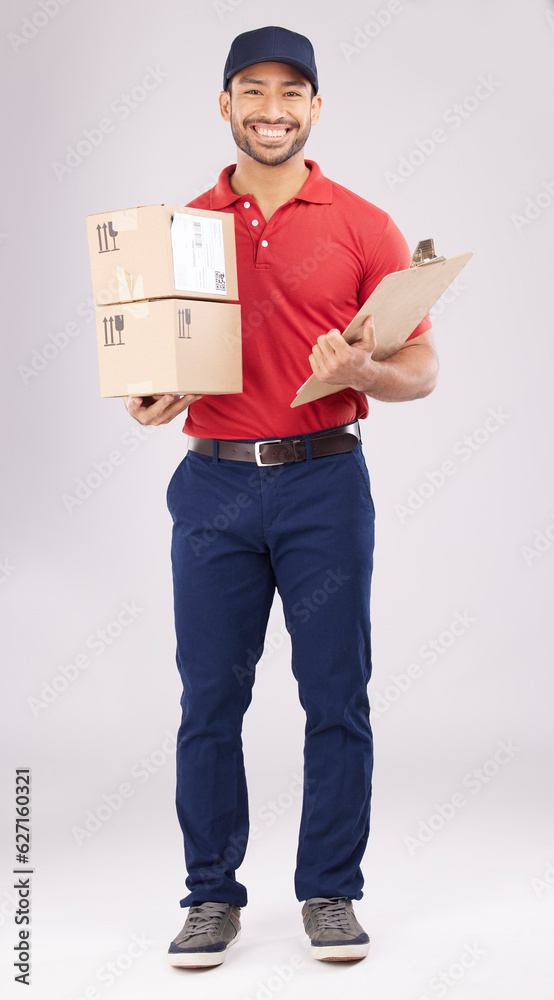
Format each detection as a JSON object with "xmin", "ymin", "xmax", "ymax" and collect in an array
[{"xmin": 126, "ymin": 26, "xmax": 438, "ymax": 967}]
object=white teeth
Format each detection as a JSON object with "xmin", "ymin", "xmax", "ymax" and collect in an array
[{"xmin": 255, "ymin": 127, "xmax": 288, "ymax": 137}]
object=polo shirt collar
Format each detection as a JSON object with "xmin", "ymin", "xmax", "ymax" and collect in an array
[
  {"xmin": 208, "ymin": 160, "xmax": 333, "ymax": 210},
  {"xmin": 295, "ymin": 161, "xmax": 333, "ymax": 204}
]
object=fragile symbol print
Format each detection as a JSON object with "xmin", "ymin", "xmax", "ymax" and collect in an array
[
  {"xmin": 97, "ymin": 221, "xmax": 119, "ymax": 253},
  {"xmin": 103, "ymin": 315, "xmax": 124, "ymax": 346},
  {"xmin": 178, "ymin": 308, "xmax": 192, "ymax": 339}
]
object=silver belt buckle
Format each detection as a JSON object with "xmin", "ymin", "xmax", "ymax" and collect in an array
[{"xmin": 254, "ymin": 438, "xmax": 282, "ymax": 466}]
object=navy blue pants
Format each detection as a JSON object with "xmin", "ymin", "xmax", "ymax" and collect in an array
[{"xmin": 166, "ymin": 428, "xmax": 375, "ymax": 908}]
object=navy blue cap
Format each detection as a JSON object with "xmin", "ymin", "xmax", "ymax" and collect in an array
[{"xmin": 223, "ymin": 26, "xmax": 318, "ymax": 93}]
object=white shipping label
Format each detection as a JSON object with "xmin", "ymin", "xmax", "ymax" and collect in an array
[{"xmin": 171, "ymin": 213, "xmax": 227, "ymax": 295}]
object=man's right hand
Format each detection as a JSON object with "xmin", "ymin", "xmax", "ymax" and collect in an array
[{"xmin": 125, "ymin": 393, "xmax": 203, "ymax": 426}]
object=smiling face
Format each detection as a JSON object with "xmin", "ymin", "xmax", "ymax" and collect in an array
[{"xmin": 219, "ymin": 61, "xmax": 322, "ymax": 167}]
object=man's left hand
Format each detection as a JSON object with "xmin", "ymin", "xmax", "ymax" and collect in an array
[{"xmin": 309, "ymin": 315, "xmax": 376, "ymax": 391}]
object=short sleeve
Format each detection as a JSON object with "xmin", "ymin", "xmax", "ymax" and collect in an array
[{"xmin": 359, "ymin": 214, "xmax": 432, "ymax": 341}]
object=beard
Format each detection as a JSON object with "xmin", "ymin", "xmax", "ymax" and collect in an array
[{"xmin": 229, "ymin": 109, "xmax": 311, "ymax": 166}]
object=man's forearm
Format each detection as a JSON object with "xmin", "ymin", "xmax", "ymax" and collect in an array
[
  {"xmin": 309, "ymin": 321, "xmax": 439, "ymax": 402},
  {"xmin": 353, "ymin": 339, "xmax": 439, "ymax": 402}
]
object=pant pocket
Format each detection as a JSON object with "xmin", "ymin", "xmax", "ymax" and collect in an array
[
  {"xmin": 350, "ymin": 445, "xmax": 376, "ymax": 518},
  {"xmin": 166, "ymin": 455, "xmax": 188, "ymax": 515}
]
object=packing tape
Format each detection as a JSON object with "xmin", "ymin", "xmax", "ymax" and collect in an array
[
  {"xmin": 111, "ymin": 208, "xmax": 138, "ymax": 231},
  {"xmin": 127, "ymin": 381, "xmax": 153, "ymax": 396},
  {"xmin": 116, "ymin": 267, "xmax": 145, "ymax": 301},
  {"xmin": 124, "ymin": 301, "xmax": 149, "ymax": 319}
]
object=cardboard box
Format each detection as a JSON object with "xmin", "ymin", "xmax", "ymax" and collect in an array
[
  {"xmin": 95, "ymin": 298, "xmax": 242, "ymax": 398},
  {"xmin": 86, "ymin": 204, "xmax": 239, "ymax": 306}
]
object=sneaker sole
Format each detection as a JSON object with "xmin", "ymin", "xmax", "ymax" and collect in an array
[
  {"xmin": 168, "ymin": 929, "xmax": 240, "ymax": 968},
  {"xmin": 311, "ymin": 939, "xmax": 370, "ymax": 962}
]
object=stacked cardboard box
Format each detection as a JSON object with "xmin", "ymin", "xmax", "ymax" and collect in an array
[{"xmin": 86, "ymin": 204, "xmax": 242, "ymax": 398}]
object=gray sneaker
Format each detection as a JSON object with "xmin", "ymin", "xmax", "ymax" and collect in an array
[
  {"xmin": 302, "ymin": 896, "xmax": 370, "ymax": 961},
  {"xmin": 168, "ymin": 901, "xmax": 241, "ymax": 968}
]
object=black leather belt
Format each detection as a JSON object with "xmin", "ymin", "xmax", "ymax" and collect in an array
[{"xmin": 187, "ymin": 422, "xmax": 360, "ymax": 466}]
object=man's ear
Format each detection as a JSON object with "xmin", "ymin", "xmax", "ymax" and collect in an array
[
  {"xmin": 219, "ymin": 90, "xmax": 231, "ymax": 122},
  {"xmin": 310, "ymin": 93, "xmax": 322, "ymax": 126}
]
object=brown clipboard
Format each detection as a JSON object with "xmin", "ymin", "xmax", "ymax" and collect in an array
[{"xmin": 290, "ymin": 249, "xmax": 473, "ymax": 408}]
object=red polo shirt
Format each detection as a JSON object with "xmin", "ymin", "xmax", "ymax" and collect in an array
[{"xmin": 184, "ymin": 160, "xmax": 430, "ymax": 440}]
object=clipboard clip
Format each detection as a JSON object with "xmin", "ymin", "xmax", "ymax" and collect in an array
[{"xmin": 410, "ymin": 238, "xmax": 446, "ymax": 267}]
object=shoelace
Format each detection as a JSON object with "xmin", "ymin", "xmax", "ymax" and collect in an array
[
  {"xmin": 309, "ymin": 897, "xmax": 353, "ymax": 931},
  {"xmin": 185, "ymin": 902, "xmax": 231, "ymax": 937}
]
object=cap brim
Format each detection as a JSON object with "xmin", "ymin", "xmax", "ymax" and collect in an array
[{"xmin": 225, "ymin": 57, "xmax": 317, "ymax": 92}]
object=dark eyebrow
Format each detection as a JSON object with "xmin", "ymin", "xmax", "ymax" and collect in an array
[{"xmin": 237, "ymin": 76, "xmax": 308, "ymax": 89}]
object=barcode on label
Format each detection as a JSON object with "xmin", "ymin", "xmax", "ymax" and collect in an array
[
  {"xmin": 193, "ymin": 220, "xmax": 203, "ymax": 248},
  {"xmin": 215, "ymin": 270, "xmax": 226, "ymax": 291}
]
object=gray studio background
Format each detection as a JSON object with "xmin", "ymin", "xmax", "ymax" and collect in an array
[{"xmin": 1, "ymin": 0, "xmax": 553, "ymax": 997}]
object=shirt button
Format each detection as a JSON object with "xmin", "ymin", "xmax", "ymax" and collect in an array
[
  {"xmin": 261, "ymin": 240, "xmax": 268, "ymax": 247},
  {"xmin": 243, "ymin": 201, "xmax": 250, "ymax": 208},
  {"xmin": 252, "ymin": 219, "xmax": 259, "ymax": 227}
]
